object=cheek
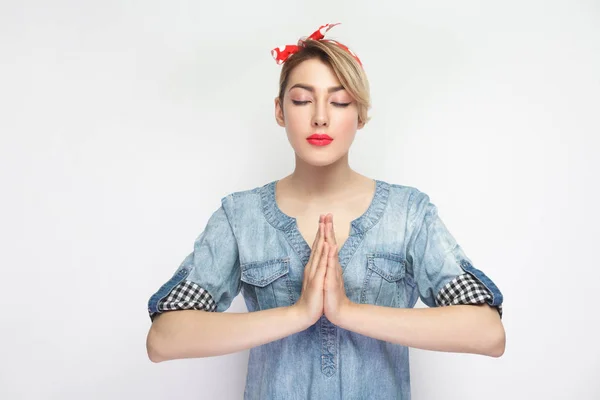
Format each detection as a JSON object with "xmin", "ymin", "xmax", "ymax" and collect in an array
[
  {"xmin": 283, "ymin": 107, "xmax": 308, "ymax": 132},
  {"xmin": 335, "ymin": 111, "xmax": 359, "ymax": 132}
]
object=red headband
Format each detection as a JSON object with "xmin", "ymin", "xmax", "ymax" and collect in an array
[{"xmin": 271, "ymin": 23, "xmax": 363, "ymax": 67}]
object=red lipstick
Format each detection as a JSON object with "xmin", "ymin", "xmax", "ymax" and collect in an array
[{"xmin": 306, "ymin": 133, "xmax": 333, "ymax": 146}]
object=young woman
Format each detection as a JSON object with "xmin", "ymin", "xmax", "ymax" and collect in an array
[{"xmin": 146, "ymin": 23, "xmax": 505, "ymax": 399}]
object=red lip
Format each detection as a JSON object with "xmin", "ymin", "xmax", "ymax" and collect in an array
[
  {"xmin": 307, "ymin": 134, "xmax": 333, "ymax": 140},
  {"xmin": 306, "ymin": 133, "xmax": 333, "ymax": 147}
]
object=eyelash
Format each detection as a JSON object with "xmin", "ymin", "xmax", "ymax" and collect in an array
[{"xmin": 291, "ymin": 100, "xmax": 351, "ymax": 108}]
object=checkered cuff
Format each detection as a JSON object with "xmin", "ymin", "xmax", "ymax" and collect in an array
[
  {"xmin": 436, "ymin": 273, "xmax": 503, "ymax": 317},
  {"xmin": 150, "ymin": 281, "xmax": 217, "ymax": 321}
]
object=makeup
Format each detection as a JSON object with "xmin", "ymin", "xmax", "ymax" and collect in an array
[{"xmin": 307, "ymin": 133, "xmax": 333, "ymax": 146}]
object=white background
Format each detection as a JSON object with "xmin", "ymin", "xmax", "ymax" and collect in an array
[{"xmin": 1, "ymin": 1, "xmax": 599, "ymax": 399}]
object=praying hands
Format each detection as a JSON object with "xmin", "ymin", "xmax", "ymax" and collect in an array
[{"xmin": 293, "ymin": 213, "xmax": 353, "ymax": 327}]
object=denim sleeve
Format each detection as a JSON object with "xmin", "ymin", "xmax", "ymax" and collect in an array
[
  {"xmin": 406, "ymin": 190, "xmax": 503, "ymax": 314},
  {"xmin": 147, "ymin": 197, "xmax": 242, "ymax": 321}
]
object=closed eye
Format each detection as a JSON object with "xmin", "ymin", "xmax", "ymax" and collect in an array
[{"xmin": 291, "ymin": 100, "xmax": 351, "ymax": 107}]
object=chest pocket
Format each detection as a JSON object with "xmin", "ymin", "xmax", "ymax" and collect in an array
[
  {"xmin": 360, "ymin": 253, "xmax": 415, "ymax": 308},
  {"xmin": 240, "ymin": 257, "xmax": 294, "ymax": 310}
]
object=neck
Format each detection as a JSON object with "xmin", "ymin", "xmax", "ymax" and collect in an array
[{"xmin": 284, "ymin": 153, "xmax": 362, "ymax": 201}]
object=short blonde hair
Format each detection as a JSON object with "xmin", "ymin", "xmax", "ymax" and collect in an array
[{"xmin": 277, "ymin": 39, "xmax": 371, "ymax": 126}]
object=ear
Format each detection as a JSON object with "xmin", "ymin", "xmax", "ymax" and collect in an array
[
  {"xmin": 274, "ymin": 97, "xmax": 285, "ymax": 127},
  {"xmin": 357, "ymin": 118, "xmax": 365, "ymax": 130}
]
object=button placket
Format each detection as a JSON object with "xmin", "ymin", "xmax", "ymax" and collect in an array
[{"xmin": 320, "ymin": 316, "xmax": 337, "ymax": 377}]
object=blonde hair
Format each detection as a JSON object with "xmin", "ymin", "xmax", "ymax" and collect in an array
[{"xmin": 277, "ymin": 39, "xmax": 371, "ymax": 126}]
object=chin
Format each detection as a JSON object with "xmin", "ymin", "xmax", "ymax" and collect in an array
[{"xmin": 296, "ymin": 150, "xmax": 345, "ymax": 167}]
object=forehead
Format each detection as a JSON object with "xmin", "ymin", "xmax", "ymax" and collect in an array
[{"xmin": 287, "ymin": 58, "xmax": 342, "ymax": 89}]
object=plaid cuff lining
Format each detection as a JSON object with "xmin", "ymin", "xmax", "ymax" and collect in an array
[
  {"xmin": 150, "ymin": 280, "xmax": 217, "ymax": 320},
  {"xmin": 436, "ymin": 273, "xmax": 503, "ymax": 317}
]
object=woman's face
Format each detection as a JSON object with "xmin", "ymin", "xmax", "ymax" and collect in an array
[{"xmin": 275, "ymin": 58, "xmax": 364, "ymax": 167}]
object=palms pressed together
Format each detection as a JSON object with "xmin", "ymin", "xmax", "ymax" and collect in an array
[{"xmin": 321, "ymin": 213, "xmax": 352, "ymax": 324}]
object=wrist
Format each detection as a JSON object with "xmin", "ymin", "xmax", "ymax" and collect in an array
[
  {"xmin": 288, "ymin": 305, "xmax": 315, "ymax": 330},
  {"xmin": 333, "ymin": 299, "xmax": 357, "ymax": 328}
]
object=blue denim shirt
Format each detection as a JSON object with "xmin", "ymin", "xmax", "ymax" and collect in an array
[{"xmin": 148, "ymin": 179, "xmax": 503, "ymax": 399}]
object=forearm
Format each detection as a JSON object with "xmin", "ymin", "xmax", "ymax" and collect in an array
[
  {"xmin": 147, "ymin": 306, "xmax": 309, "ymax": 362},
  {"xmin": 336, "ymin": 303, "xmax": 505, "ymax": 357}
]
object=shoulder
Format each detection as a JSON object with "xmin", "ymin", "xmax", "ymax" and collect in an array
[
  {"xmin": 375, "ymin": 179, "xmax": 438, "ymax": 228},
  {"xmin": 216, "ymin": 181, "xmax": 273, "ymax": 219},
  {"xmin": 220, "ymin": 184, "xmax": 262, "ymax": 202},
  {"xmin": 377, "ymin": 178, "xmax": 430, "ymax": 207}
]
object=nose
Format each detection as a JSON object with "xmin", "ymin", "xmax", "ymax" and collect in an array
[
  {"xmin": 311, "ymin": 104, "xmax": 329, "ymax": 127},
  {"xmin": 312, "ymin": 118, "xmax": 328, "ymax": 127}
]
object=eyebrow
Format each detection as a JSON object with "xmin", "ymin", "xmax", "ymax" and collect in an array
[{"xmin": 288, "ymin": 83, "xmax": 346, "ymax": 93}]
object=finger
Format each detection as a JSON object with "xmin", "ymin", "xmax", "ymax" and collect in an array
[
  {"xmin": 330, "ymin": 245, "xmax": 341, "ymax": 281},
  {"xmin": 312, "ymin": 238, "xmax": 328, "ymax": 281},
  {"xmin": 303, "ymin": 219, "xmax": 323, "ymax": 290},
  {"xmin": 310, "ymin": 221, "xmax": 325, "ymax": 278},
  {"xmin": 318, "ymin": 242, "xmax": 330, "ymax": 282},
  {"xmin": 327, "ymin": 221, "xmax": 336, "ymax": 246},
  {"xmin": 310, "ymin": 221, "xmax": 322, "ymax": 265},
  {"xmin": 312, "ymin": 216, "xmax": 323, "ymax": 250},
  {"xmin": 323, "ymin": 243, "xmax": 336, "ymax": 289},
  {"xmin": 324, "ymin": 215, "xmax": 331, "ymax": 244},
  {"xmin": 327, "ymin": 244, "xmax": 335, "ymax": 269},
  {"xmin": 307, "ymin": 216, "xmax": 323, "ymax": 267},
  {"xmin": 328, "ymin": 244, "xmax": 337, "ymax": 272},
  {"xmin": 323, "ymin": 214, "xmax": 333, "ymax": 246},
  {"xmin": 329, "ymin": 215, "xmax": 337, "ymax": 246},
  {"xmin": 332, "ymin": 215, "xmax": 337, "ymax": 242}
]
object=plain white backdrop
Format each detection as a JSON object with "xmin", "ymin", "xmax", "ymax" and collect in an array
[{"xmin": 1, "ymin": 1, "xmax": 599, "ymax": 399}]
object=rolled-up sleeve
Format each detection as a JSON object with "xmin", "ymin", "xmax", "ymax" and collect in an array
[
  {"xmin": 406, "ymin": 190, "xmax": 503, "ymax": 317},
  {"xmin": 147, "ymin": 195, "xmax": 241, "ymax": 321}
]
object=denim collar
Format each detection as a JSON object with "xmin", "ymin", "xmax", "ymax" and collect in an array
[{"xmin": 260, "ymin": 179, "xmax": 390, "ymax": 267}]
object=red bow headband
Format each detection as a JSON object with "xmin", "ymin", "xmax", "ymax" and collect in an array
[{"xmin": 271, "ymin": 23, "xmax": 363, "ymax": 67}]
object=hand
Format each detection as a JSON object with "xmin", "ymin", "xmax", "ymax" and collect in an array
[
  {"xmin": 293, "ymin": 216, "xmax": 329, "ymax": 327},
  {"xmin": 322, "ymin": 214, "xmax": 353, "ymax": 325}
]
